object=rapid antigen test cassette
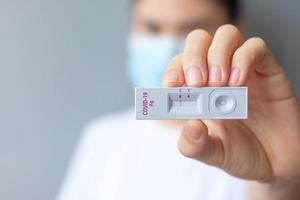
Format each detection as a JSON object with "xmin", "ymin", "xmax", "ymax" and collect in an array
[{"xmin": 135, "ymin": 87, "xmax": 248, "ymax": 120}]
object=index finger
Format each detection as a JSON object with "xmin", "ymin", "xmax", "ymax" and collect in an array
[
  {"xmin": 162, "ymin": 54, "xmax": 185, "ymax": 87},
  {"xmin": 182, "ymin": 29, "xmax": 212, "ymax": 86}
]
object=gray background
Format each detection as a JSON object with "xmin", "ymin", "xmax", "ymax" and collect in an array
[{"xmin": 0, "ymin": 0, "xmax": 299, "ymax": 200}]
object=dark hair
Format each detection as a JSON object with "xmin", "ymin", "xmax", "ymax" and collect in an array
[
  {"xmin": 132, "ymin": 0, "xmax": 240, "ymax": 22},
  {"xmin": 220, "ymin": 0, "xmax": 240, "ymax": 22}
]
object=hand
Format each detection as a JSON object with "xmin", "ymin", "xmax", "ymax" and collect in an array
[{"xmin": 162, "ymin": 25, "xmax": 300, "ymax": 183}]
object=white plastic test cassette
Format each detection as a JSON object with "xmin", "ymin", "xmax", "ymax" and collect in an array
[{"xmin": 135, "ymin": 87, "xmax": 248, "ymax": 120}]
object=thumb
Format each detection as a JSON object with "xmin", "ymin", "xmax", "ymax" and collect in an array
[{"xmin": 178, "ymin": 120, "xmax": 224, "ymax": 167}]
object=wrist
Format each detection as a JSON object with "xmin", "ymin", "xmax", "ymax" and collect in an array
[{"xmin": 248, "ymin": 177, "xmax": 300, "ymax": 200}]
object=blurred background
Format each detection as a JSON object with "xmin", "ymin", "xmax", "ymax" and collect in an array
[{"xmin": 0, "ymin": 0, "xmax": 299, "ymax": 200}]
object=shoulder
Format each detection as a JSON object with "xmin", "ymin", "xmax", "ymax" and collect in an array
[
  {"xmin": 84, "ymin": 109, "xmax": 136, "ymax": 133},
  {"xmin": 79, "ymin": 109, "xmax": 135, "ymax": 145},
  {"xmin": 79, "ymin": 108, "xmax": 156, "ymax": 150}
]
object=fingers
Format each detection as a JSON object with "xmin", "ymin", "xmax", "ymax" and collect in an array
[
  {"xmin": 229, "ymin": 37, "xmax": 282, "ymax": 86},
  {"xmin": 207, "ymin": 24, "xmax": 243, "ymax": 86},
  {"xmin": 178, "ymin": 120, "xmax": 224, "ymax": 167},
  {"xmin": 162, "ymin": 54, "xmax": 185, "ymax": 87},
  {"xmin": 162, "ymin": 24, "xmax": 281, "ymax": 88},
  {"xmin": 182, "ymin": 30, "xmax": 212, "ymax": 86},
  {"xmin": 162, "ymin": 24, "xmax": 244, "ymax": 87}
]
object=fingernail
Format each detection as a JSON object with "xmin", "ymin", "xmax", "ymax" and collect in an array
[
  {"xmin": 209, "ymin": 66, "xmax": 221, "ymax": 83},
  {"xmin": 184, "ymin": 126, "xmax": 202, "ymax": 141},
  {"xmin": 229, "ymin": 68, "xmax": 240, "ymax": 85},
  {"xmin": 187, "ymin": 67, "xmax": 202, "ymax": 85},
  {"xmin": 165, "ymin": 70, "xmax": 179, "ymax": 82}
]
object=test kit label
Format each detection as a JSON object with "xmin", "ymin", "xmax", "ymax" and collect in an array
[{"xmin": 135, "ymin": 87, "xmax": 248, "ymax": 120}]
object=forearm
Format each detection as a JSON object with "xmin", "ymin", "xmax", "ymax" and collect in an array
[{"xmin": 248, "ymin": 178, "xmax": 300, "ymax": 200}]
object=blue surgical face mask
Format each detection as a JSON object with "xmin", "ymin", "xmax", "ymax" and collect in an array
[{"xmin": 126, "ymin": 35, "xmax": 184, "ymax": 87}]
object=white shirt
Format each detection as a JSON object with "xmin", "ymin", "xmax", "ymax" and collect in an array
[{"xmin": 57, "ymin": 109, "xmax": 246, "ymax": 200}]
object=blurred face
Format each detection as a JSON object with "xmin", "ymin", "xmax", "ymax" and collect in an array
[
  {"xmin": 130, "ymin": 0, "xmax": 231, "ymax": 37},
  {"xmin": 127, "ymin": 0, "xmax": 236, "ymax": 87}
]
